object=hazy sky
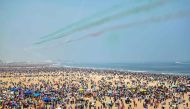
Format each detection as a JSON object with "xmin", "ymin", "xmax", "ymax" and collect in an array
[{"xmin": 1, "ymin": 0, "xmax": 190, "ymax": 63}]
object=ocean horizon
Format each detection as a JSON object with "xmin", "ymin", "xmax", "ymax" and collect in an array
[{"xmin": 61, "ymin": 62, "xmax": 190, "ymax": 75}]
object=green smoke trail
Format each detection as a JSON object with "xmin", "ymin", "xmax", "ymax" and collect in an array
[
  {"xmin": 40, "ymin": 2, "xmax": 126, "ymax": 40},
  {"xmin": 97, "ymin": 11, "xmax": 190, "ymax": 34},
  {"xmin": 35, "ymin": 0, "xmax": 170, "ymax": 45},
  {"xmin": 63, "ymin": 11, "xmax": 190, "ymax": 45}
]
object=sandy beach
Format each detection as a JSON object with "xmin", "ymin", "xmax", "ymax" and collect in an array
[
  {"xmin": 0, "ymin": 65, "xmax": 190, "ymax": 109},
  {"xmin": 1, "ymin": 0, "xmax": 190, "ymax": 108}
]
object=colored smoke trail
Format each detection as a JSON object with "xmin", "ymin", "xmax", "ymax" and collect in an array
[
  {"xmin": 40, "ymin": 2, "xmax": 126, "ymax": 40},
  {"xmin": 35, "ymin": 0, "xmax": 170, "ymax": 45},
  {"xmin": 63, "ymin": 11, "xmax": 190, "ymax": 45},
  {"xmin": 65, "ymin": 32, "xmax": 102, "ymax": 43},
  {"xmin": 92, "ymin": 11, "xmax": 190, "ymax": 36}
]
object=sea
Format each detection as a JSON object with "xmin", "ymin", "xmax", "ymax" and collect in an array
[{"xmin": 60, "ymin": 62, "xmax": 190, "ymax": 76}]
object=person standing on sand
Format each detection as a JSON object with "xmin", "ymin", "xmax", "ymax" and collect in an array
[
  {"xmin": 38, "ymin": 100, "xmax": 45, "ymax": 109},
  {"xmin": 120, "ymin": 99, "xmax": 125, "ymax": 109}
]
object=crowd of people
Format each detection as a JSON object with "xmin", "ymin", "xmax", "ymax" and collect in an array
[{"xmin": 0, "ymin": 65, "xmax": 190, "ymax": 109}]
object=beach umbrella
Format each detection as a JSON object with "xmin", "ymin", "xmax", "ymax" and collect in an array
[
  {"xmin": 84, "ymin": 86, "xmax": 88, "ymax": 90},
  {"xmin": 18, "ymin": 94, "xmax": 24, "ymax": 99},
  {"xmin": 33, "ymin": 93, "xmax": 41, "ymax": 97},
  {"xmin": 131, "ymin": 89, "xmax": 136, "ymax": 92},
  {"xmin": 176, "ymin": 88, "xmax": 185, "ymax": 93},
  {"xmin": 42, "ymin": 97, "xmax": 51, "ymax": 102},
  {"xmin": 85, "ymin": 89, "xmax": 92, "ymax": 93},
  {"xmin": 17, "ymin": 87, "xmax": 22, "ymax": 91},
  {"xmin": 172, "ymin": 85, "xmax": 177, "ymax": 88},
  {"xmin": 51, "ymin": 97, "xmax": 57, "ymax": 101},
  {"xmin": 2, "ymin": 90, "xmax": 7, "ymax": 94},
  {"xmin": 44, "ymin": 92, "xmax": 51, "ymax": 95},
  {"xmin": 108, "ymin": 90, "xmax": 112, "ymax": 94},
  {"xmin": 10, "ymin": 91, "xmax": 14, "ymax": 94},
  {"xmin": 160, "ymin": 82, "xmax": 165, "ymax": 85},
  {"xmin": 10, "ymin": 88, "xmax": 18, "ymax": 92},
  {"xmin": 140, "ymin": 89, "xmax": 147, "ymax": 92},
  {"xmin": 127, "ymin": 84, "xmax": 131, "ymax": 88},
  {"xmin": 79, "ymin": 88, "xmax": 84, "ymax": 92},
  {"xmin": 24, "ymin": 90, "xmax": 33, "ymax": 95},
  {"xmin": 0, "ymin": 100, "xmax": 4, "ymax": 103},
  {"xmin": 50, "ymin": 90, "xmax": 55, "ymax": 92}
]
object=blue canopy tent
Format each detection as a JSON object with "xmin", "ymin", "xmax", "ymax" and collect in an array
[
  {"xmin": 33, "ymin": 93, "xmax": 41, "ymax": 97},
  {"xmin": 42, "ymin": 97, "xmax": 51, "ymax": 102},
  {"xmin": 24, "ymin": 90, "xmax": 33, "ymax": 96},
  {"xmin": 10, "ymin": 87, "xmax": 18, "ymax": 92}
]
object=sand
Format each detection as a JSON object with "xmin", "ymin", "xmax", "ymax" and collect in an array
[{"xmin": 0, "ymin": 67, "xmax": 190, "ymax": 109}]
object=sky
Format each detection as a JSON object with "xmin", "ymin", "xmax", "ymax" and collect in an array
[{"xmin": 0, "ymin": 0, "xmax": 190, "ymax": 63}]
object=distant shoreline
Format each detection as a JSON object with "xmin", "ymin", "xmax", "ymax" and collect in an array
[{"xmin": 0, "ymin": 63, "xmax": 189, "ymax": 76}]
